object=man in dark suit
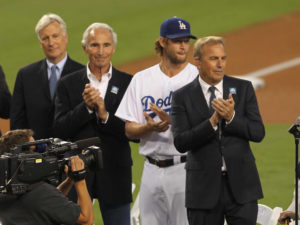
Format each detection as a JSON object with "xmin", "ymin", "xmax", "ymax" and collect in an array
[
  {"xmin": 0, "ymin": 65, "xmax": 11, "ymax": 137},
  {"xmin": 171, "ymin": 36, "xmax": 265, "ymax": 225},
  {"xmin": 54, "ymin": 22, "xmax": 132, "ymax": 225},
  {"xmin": 0, "ymin": 65, "xmax": 11, "ymax": 120},
  {"xmin": 10, "ymin": 13, "xmax": 84, "ymax": 139}
]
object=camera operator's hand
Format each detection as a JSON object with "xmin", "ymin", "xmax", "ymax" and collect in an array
[
  {"xmin": 58, "ymin": 155, "xmax": 94, "ymax": 224},
  {"xmin": 59, "ymin": 156, "xmax": 86, "ymax": 196},
  {"xmin": 70, "ymin": 156, "xmax": 84, "ymax": 173},
  {"xmin": 67, "ymin": 156, "xmax": 87, "ymax": 183},
  {"xmin": 72, "ymin": 156, "xmax": 94, "ymax": 225}
]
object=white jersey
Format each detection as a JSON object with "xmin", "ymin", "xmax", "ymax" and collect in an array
[{"xmin": 115, "ymin": 63, "xmax": 198, "ymax": 158}]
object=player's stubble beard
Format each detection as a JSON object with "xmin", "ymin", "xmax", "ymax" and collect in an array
[{"xmin": 165, "ymin": 48, "xmax": 188, "ymax": 65}]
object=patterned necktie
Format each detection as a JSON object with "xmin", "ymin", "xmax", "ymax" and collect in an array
[
  {"xmin": 49, "ymin": 65, "xmax": 58, "ymax": 100},
  {"xmin": 208, "ymin": 86, "xmax": 216, "ymax": 115}
]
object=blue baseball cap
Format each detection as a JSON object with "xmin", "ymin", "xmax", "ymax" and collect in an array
[{"xmin": 160, "ymin": 17, "xmax": 196, "ymax": 39}]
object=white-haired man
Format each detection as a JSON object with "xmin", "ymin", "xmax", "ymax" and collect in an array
[
  {"xmin": 54, "ymin": 23, "xmax": 132, "ymax": 225},
  {"xmin": 10, "ymin": 13, "xmax": 84, "ymax": 140}
]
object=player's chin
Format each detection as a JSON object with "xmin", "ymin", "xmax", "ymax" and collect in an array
[{"xmin": 176, "ymin": 56, "xmax": 187, "ymax": 64}]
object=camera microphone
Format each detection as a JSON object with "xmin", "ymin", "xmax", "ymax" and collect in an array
[
  {"xmin": 74, "ymin": 137, "xmax": 101, "ymax": 150},
  {"xmin": 50, "ymin": 137, "xmax": 101, "ymax": 155}
]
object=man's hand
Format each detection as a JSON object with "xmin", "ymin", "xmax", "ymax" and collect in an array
[
  {"xmin": 82, "ymin": 84, "xmax": 100, "ymax": 111},
  {"xmin": 124, "ymin": 104, "xmax": 170, "ymax": 139},
  {"xmin": 278, "ymin": 211, "xmax": 294, "ymax": 224},
  {"xmin": 144, "ymin": 112, "xmax": 169, "ymax": 133},
  {"xmin": 209, "ymin": 111, "xmax": 222, "ymax": 127},
  {"xmin": 58, "ymin": 156, "xmax": 85, "ymax": 195},
  {"xmin": 95, "ymin": 95, "xmax": 108, "ymax": 121},
  {"xmin": 212, "ymin": 94, "xmax": 235, "ymax": 122},
  {"xmin": 150, "ymin": 102, "xmax": 171, "ymax": 125},
  {"xmin": 70, "ymin": 156, "xmax": 85, "ymax": 172}
]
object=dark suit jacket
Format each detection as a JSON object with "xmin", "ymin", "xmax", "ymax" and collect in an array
[
  {"xmin": 171, "ymin": 75, "xmax": 265, "ymax": 209},
  {"xmin": 0, "ymin": 65, "xmax": 11, "ymax": 119},
  {"xmin": 10, "ymin": 57, "xmax": 84, "ymax": 139},
  {"xmin": 54, "ymin": 67, "xmax": 133, "ymax": 205}
]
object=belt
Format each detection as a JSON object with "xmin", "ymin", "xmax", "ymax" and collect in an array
[{"xmin": 146, "ymin": 156, "xmax": 187, "ymax": 168}]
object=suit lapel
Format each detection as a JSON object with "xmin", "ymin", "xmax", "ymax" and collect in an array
[
  {"xmin": 223, "ymin": 75, "xmax": 238, "ymax": 103},
  {"xmin": 61, "ymin": 56, "xmax": 72, "ymax": 77},
  {"xmin": 189, "ymin": 77, "xmax": 210, "ymax": 117},
  {"xmin": 104, "ymin": 67, "xmax": 120, "ymax": 110},
  {"xmin": 223, "ymin": 75, "xmax": 230, "ymax": 100},
  {"xmin": 82, "ymin": 69, "xmax": 90, "ymax": 86},
  {"xmin": 40, "ymin": 59, "xmax": 52, "ymax": 101}
]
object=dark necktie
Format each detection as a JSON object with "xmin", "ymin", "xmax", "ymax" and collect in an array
[
  {"xmin": 49, "ymin": 65, "xmax": 58, "ymax": 100},
  {"xmin": 209, "ymin": 86, "xmax": 216, "ymax": 115}
]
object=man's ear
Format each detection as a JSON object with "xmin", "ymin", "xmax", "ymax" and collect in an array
[
  {"xmin": 194, "ymin": 57, "xmax": 201, "ymax": 69},
  {"xmin": 82, "ymin": 45, "xmax": 88, "ymax": 54},
  {"xmin": 158, "ymin": 37, "xmax": 166, "ymax": 48}
]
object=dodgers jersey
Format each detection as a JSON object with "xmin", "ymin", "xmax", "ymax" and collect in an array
[{"xmin": 115, "ymin": 63, "xmax": 198, "ymax": 158}]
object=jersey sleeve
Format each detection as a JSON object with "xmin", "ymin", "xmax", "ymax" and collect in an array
[{"xmin": 115, "ymin": 74, "xmax": 143, "ymax": 124}]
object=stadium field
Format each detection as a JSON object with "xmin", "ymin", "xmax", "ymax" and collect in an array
[{"xmin": 0, "ymin": 1, "xmax": 300, "ymax": 224}]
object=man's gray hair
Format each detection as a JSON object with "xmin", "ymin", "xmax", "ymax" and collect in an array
[
  {"xmin": 35, "ymin": 13, "xmax": 67, "ymax": 40},
  {"xmin": 193, "ymin": 36, "xmax": 225, "ymax": 60},
  {"xmin": 81, "ymin": 23, "xmax": 117, "ymax": 48}
]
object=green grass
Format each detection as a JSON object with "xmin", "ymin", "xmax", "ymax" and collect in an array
[
  {"xmin": 0, "ymin": 1, "xmax": 299, "ymax": 224},
  {"xmin": 91, "ymin": 124, "xmax": 296, "ymax": 224},
  {"xmin": 1, "ymin": 0, "xmax": 300, "ymax": 90},
  {"xmin": 254, "ymin": 124, "xmax": 296, "ymax": 209}
]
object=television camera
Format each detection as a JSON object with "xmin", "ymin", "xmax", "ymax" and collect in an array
[{"xmin": 0, "ymin": 137, "xmax": 102, "ymax": 195}]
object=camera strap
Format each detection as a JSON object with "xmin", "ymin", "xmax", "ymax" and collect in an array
[{"xmin": 69, "ymin": 169, "xmax": 87, "ymax": 182}]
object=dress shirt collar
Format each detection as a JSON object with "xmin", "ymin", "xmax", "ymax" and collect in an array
[
  {"xmin": 198, "ymin": 75, "xmax": 223, "ymax": 96},
  {"xmin": 86, "ymin": 62, "xmax": 112, "ymax": 81},
  {"xmin": 46, "ymin": 53, "xmax": 68, "ymax": 77}
]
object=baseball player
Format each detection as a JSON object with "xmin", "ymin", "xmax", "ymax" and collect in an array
[{"xmin": 115, "ymin": 17, "xmax": 198, "ymax": 225}]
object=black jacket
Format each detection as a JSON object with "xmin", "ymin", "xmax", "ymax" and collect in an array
[
  {"xmin": 54, "ymin": 67, "xmax": 133, "ymax": 204},
  {"xmin": 171, "ymin": 75, "xmax": 265, "ymax": 209},
  {"xmin": 10, "ymin": 57, "xmax": 84, "ymax": 139}
]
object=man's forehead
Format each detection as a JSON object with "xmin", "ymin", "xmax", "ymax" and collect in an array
[
  {"xmin": 202, "ymin": 43, "xmax": 225, "ymax": 52},
  {"xmin": 88, "ymin": 29, "xmax": 113, "ymax": 41},
  {"xmin": 90, "ymin": 28, "xmax": 111, "ymax": 37}
]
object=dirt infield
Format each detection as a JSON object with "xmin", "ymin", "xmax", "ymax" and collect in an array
[{"xmin": 1, "ymin": 11, "xmax": 299, "ymax": 134}]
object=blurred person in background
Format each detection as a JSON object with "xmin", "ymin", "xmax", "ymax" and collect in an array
[{"xmin": 0, "ymin": 65, "xmax": 11, "ymax": 136}]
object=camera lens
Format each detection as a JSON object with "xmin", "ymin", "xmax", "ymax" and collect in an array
[{"xmin": 79, "ymin": 146, "xmax": 103, "ymax": 171}]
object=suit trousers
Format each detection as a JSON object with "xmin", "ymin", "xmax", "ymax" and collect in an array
[
  {"xmin": 98, "ymin": 199, "xmax": 130, "ymax": 225},
  {"xmin": 187, "ymin": 174, "xmax": 258, "ymax": 225}
]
